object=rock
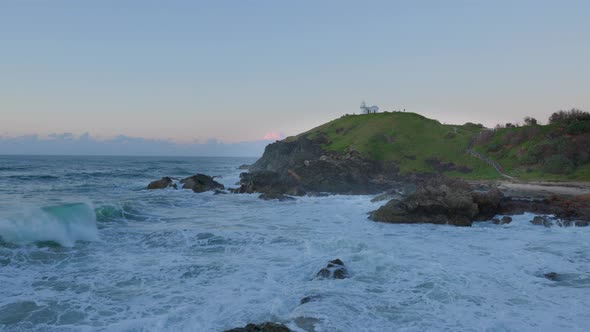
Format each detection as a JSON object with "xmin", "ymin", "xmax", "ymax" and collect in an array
[
  {"xmin": 500, "ymin": 216, "xmax": 512, "ymax": 224},
  {"xmin": 530, "ymin": 216, "xmax": 552, "ymax": 227},
  {"xmin": 491, "ymin": 218, "xmax": 501, "ymax": 224},
  {"xmin": 238, "ymin": 164, "xmax": 251, "ymax": 170},
  {"xmin": 574, "ymin": 220, "xmax": 589, "ymax": 227},
  {"xmin": 544, "ymin": 272, "xmax": 561, "ymax": 281},
  {"xmin": 299, "ymin": 295, "xmax": 322, "ymax": 305},
  {"xmin": 258, "ymin": 192, "xmax": 296, "ymax": 201},
  {"xmin": 147, "ymin": 177, "xmax": 176, "ymax": 190},
  {"xmin": 180, "ymin": 174, "xmax": 224, "ymax": 193},
  {"xmin": 214, "ymin": 190, "xmax": 228, "ymax": 195},
  {"xmin": 369, "ymin": 177, "xmax": 478, "ymax": 227},
  {"xmin": 472, "ymin": 189, "xmax": 504, "ymax": 220},
  {"xmin": 315, "ymin": 258, "xmax": 348, "ymax": 280},
  {"xmin": 224, "ymin": 322, "xmax": 292, "ymax": 332}
]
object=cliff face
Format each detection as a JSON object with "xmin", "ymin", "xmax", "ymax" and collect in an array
[{"xmin": 241, "ymin": 134, "xmax": 400, "ymax": 195}]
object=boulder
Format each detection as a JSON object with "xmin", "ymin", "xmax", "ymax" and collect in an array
[
  {"xmin": 472, "ymin": 189, "xmax": 504, "ymax": 220},
  {"xmin": 315, "ymin": 258, "xmax": 348, "ymax": 280},
  {"xmin": 224, "ymin": 322, "xmax": 292, "ymax": 332},
  {"xmin": 530, "ymin": 216, "xmax": 552, "ymax": 227},
  {"xmin": 258, "ymin": 192, "xmax": 296, "ymax": 201},
  {"xmin": 544, "ymin": 272, "xmax": 561, "ymax": 281},
  {"xmin": 214, "ymin": 189, "xmax": 228, "ymax": 195},
  {"xmin": 236, "ymin": 171, "xmax": 301, "ymax": 196},
  {"xmin": 370, "ymin": 177, "xmax": 478, "ymax": 227},
  {"xmin": 147, "ymin": 177, "xmax": 176, "ymax": 190},
  {"xmin": 180, "ymin": 174, "xmax": 224, "ymax": 193},
  {"xmin": 491, "ymin": 216, "xmax": 512, "ymax": 225}
]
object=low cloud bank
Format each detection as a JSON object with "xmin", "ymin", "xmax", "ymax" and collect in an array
[{"xmin": 0, "ymin": 133, "xmax": 274, "ymax": 157}]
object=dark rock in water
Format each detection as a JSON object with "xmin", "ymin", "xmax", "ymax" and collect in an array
[
  {"xmin": 258, "ymin": 192, "xmax": 296, "ymax": 201},
  {"xmin": 214, "ymin": 189, "xmax": 228, "ymax": 195},
  {"xmin": 491, "ymin": 216, "xmax": 511, "ymax": 225},
  {"xmin": 530, "ymin": 216, "xmax": 552, "ymax": 227},
  {"xmin": 236, "ymin": 171, "xmax": 301, "ymax": 195},
  {"xmin": 238, "ymin": 164, "xmax": 251, "ymax": 170},
  {"xmin": 574, "ymin": 220, "xmax": 589, "ymax": 227},
  {"xmin": 224, "ymin": 322, "xmax": 292, "ymax": 332},
  {"xmin": 315, "ymin": 258, "xmax": 348, "ymax": 280},
  {"xmin": 369, "ymin": 177, "xmax": 477, "ymax": 227},
  {"xmin": 472, "ymin": 189, "xmax": 504, "ymax": 220},
  {"xmin": 299, "ymin": 294, "xmax": 322, "ymax": 305},
  {"xmin": 147, "ymin": 177, "xmax": 176, "ymax": 190},
  {"xmin": 544, "ymin": 272, "xmax": 561, "ymax": 281},
  {"xmin": 180, "ymin": 174, "xmax": 224, "ymax": 193}
]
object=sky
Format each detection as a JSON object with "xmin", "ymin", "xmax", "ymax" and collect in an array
[{"xmin": 1, "ymin": 0, "xmax": 589, "ymax": 155}]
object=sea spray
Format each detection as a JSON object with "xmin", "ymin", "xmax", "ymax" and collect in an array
[{"xmin": 0, "ymin": 202, "xmax": 99, "ymax": 246}]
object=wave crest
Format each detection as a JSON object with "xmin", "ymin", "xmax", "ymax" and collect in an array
[{"xmin": 0, "ymin": 203, "xmax": 99, "ymax": 247}]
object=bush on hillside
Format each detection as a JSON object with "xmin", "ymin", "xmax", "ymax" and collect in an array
[
  {"xmin": 549, "ymin": 108, "xmax": 590, "ymax": 124},
  {"xmin": 524, "ymin": 116, "xmax": 538, "ymax": 126},
  {"xmin": 566, "ymin": 120, "xmax": 590, "ymax": 135},
  {"xmin": 543, "ymin": 154, "xmax": 575, "ymax": 174}
]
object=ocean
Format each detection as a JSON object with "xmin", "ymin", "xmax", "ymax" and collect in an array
[{"xmin": 0, "ymin": 155, "xmax": 589, "ymax": 331}]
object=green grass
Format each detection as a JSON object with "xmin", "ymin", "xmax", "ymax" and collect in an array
[{"xmin": 289, "ymin": 112, "xmax": 500, "ymax": 179}]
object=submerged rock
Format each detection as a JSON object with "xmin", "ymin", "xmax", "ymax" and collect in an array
[
  {"xmin": 530, "ymin": 216, "xmax": 552, "ymax": 227},
  {"xmin": 224, "ymin": 322, "xmax": 292, "ymax": 332},
  {"xmin": 214, "ymin": 189, "xmax": 228, "ymax": 195},
  {"xmin": 491, "ymin": 216, "xmax": 512, "ymax": 225},
  {"xmin": 238, "ymin": 164, "xmax": 251, "ymax": 170},
  {"xmin": 315, "ymin": 258, "xmax": 348, "ymax": 280},
  {"xmin": 147, "ymin": 177, "xmax": 176, "ymax": 190},
  {"xmin": 258, "ymin": 192, "xmax": 296, "ymax": 201},
  {"xmin": 180, "ymin": 174, "xmax": 224, "ymax": 193},
  {"xmin": 543, "ymin": 272, "xmax": 561, "ymax": 281}
]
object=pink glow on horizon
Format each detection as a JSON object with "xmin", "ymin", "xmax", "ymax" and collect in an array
[{"xmin": 263, "ymin": 132, "xmax": 282, "ymax": 140}]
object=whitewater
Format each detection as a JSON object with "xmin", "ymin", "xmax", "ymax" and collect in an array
[{"xmin": 1, "ymin": 156, "xmax": 589, "ymax": 331}]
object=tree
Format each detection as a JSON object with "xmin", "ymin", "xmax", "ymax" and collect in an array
[{"xmin": 524, "ymin": 116, "xmax": 538, "ymax": 126}]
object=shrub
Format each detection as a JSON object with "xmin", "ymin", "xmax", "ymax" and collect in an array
[
  {"xmin": 543, "ymin": 154, "xmax": 575, "ymax": 174},
  {"xmin": 566, "ymin": 120, "xmax": 590, "ymax": 135},
  {"xmin": 524, "ymin": 116, "xmax": 538, "ymax": 126},
  {"xmin": 549, "ymin": 108, "xmax": 590, "ymax": 124}
]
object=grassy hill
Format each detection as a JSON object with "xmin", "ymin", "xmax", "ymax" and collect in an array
[
  {"xmin": 288, "ymin": 112, "xmax": 500, "ymax": 179},
  {"xmin": 471, "ymin": 121, "xmax": 590, "ymax": 181},
  {"xmin": 285, "ymin": 111, "xmax": 590, "ymax": 182}
]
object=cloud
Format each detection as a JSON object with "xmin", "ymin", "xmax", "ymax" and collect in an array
[
  {"xmin": 263, "ymin": 131, "xmax": 283, "ymax": 140},
  {"xmin": 0, "ymin": 133, "xmax": 269, "ymax": 157}
]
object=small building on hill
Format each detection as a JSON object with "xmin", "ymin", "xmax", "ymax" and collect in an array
[{"xmin": 360, "ymin": 101, "xmax": 379, "ymax": 114}]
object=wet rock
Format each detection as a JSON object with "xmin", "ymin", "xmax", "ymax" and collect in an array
[
  {"xmin": 491, "ymin": 218, "xmax": 501, "ymax": 224},
  {"xmin": 214, "ymin": 190, "xmax": 228, "ymax": 195},
  {"xmin": 544, "ymin": 272, "xmax": 561, "ymax": 281},
  {"xmin": 238, "ymin": 164, "xmax": 251, "ymax": 170},
  {"xmin": 472, "ymin": 188, "xmax": 504, "ymax": 220},
  {"xmin": 224, "ymin": 322, "xmax": 292, "ymax": 332},
  {"xmin": 315, "ymin": 258, "xmax": 348, "ymax": 280},
  {"xmin": 258, "ymin": 192, "xmax": 296, "ymax": 201},
  {"xmin": 501, "ymin": 216, "xmax": 512, "ymax": 224},
  {"xmin": 299, "ymin": 295, "xmax": 322, "ymax": 305},
  {"xmin": 369, "ymin": 177, "xmax": 477, "ymax": 227},
  {"xmin": 180, "ymin": 174, "xmax": 224, "ymax": 193},
  {"xmin": 574, "ymin": 220, "xmax": 589, "ymax": 227},
  {"xmin": 530, "ymin": 216, "xmax": 552, "ymax": 227},
  {"xmin": 236, "ymin": 171, "xmax": 300, "ymax": 195},
  {"xmin": 147, "ymin": 177, "xmax": 176, "ymax": 190}
]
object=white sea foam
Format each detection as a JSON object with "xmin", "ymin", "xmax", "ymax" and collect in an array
[{"xmin": 1, "ymin": 157, "xmax": 590, "ymax": 331}]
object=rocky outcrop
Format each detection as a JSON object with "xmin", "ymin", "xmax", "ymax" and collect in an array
[
  {"xmin": 315, "ymin": 258, "xmax": 348, "ymax": 280},
  {"xmin": 491, "ymin": 216, "xmax": 512, "ymax": 225},
  {"xmin": 147, "ymin": 177, "xmax": 176, "ymax": 190},
  {"xmin": 147, "ymin": 174, "xmax": 223, "ymax": 193},
  {"xmin": 530, "ymin": 215, "xmax": 588, "ymax": 227},
  {"xmin": 239, "ymin": 135, "xmax": 401, "ymax": 195},
  {"xmin": 224, "ymin": 322, "xmax": 292, "ymax": 332},
  {"xmin": 369, "ymin": 177, "xmax": 481, "ymax": 226},
  {"xmin": 180, "ymin": 174, "xmax": 224, "ymax": 193}
]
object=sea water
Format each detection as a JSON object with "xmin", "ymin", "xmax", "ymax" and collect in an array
[{"xmin": 0, "ymin": 156, "xmax": 589, "ymax": 331}]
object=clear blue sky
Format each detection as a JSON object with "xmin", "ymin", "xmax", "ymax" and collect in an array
[{"xmin": 1, "ymin": 0, "xmax": 589, "ymax": 147}]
